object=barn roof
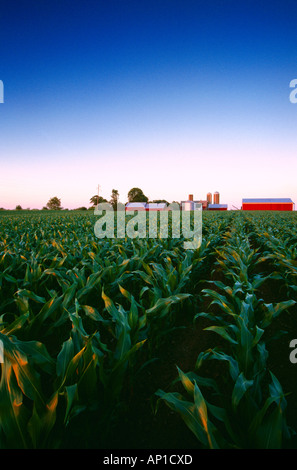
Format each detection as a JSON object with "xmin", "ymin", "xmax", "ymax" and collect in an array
[
  {"xmin": 125, "ymin": 202, "xmax": 168, "ymax": 210},
  {"xmin": 146, "ymin": 203, "xmax": 167, "ymax": 209},
  {"xmin": 125, "ymin": 202, "xmax": 147, "ymax": 207},
  {"xmin": 242, "ymin": 198, "xmax": 293, "ymax": 203}
]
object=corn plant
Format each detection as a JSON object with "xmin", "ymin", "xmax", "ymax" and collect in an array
[
  {"xmin": 1, "ymin": 209, "xmax": 297, "ymax": 449},
  {"xmin": 156, "ymin": 364, "xmax": 292, "ymax": 449}
]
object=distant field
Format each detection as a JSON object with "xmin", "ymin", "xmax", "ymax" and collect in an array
[{"xmin": 0, "ymin": 210, "xmax": 297, "ymax": 449}]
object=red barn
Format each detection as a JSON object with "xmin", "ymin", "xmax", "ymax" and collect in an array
[
  {"xmin": 242, "ymin": 198, "xmax": 294, "ymax": 211},
  {"xmin": 208, "ymin": 204, "xmax": 228, "ymax": 211}
]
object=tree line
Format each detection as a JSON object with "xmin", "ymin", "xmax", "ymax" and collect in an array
[{"xmin": 9, "ymin": 188, "xmax": 171, "ymax": 211}]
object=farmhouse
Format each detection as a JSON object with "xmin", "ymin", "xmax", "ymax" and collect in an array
[{"xmin": 180, "ymin": 194, "xmax": 202, "ymax": 211}]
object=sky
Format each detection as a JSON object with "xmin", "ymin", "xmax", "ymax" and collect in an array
[{"xmin": 0, "ymin": 0, "xmax": 297, "ymax": 210}]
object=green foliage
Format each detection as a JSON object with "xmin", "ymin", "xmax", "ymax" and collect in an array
[
  {"xmin": 127, "ymin": 187, "xmax": 149, "ymax": 203},
  {"xmin": 90, "ymin": 195, "xmax": 107, "ymax": 206},
  {"xmin": 0, "ymin": 210, "xmax": 296, "ymax": 448},
  {"xmin": 46, "ymin": 197, "xmax": 62, "ymax": 211},
  {"xmin": 109, "ymin": 189, "xmax": 119, "ymax": 210},
  {"xmin": 157, "ymin": 212, "xmax": 297, "ymax": 449}
]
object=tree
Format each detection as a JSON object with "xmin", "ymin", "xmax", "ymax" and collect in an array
[
  {"xmin": 90, "ymin": 195, "xmax": 107, "ymax": 206},
  {"xmin": 109, "ymin": 189, "xmax": 119, "ymax": 210},
  {"xmin": 46, "ymin": 197, "xmax": 62, "ymax": 210},
  {"xmin": 127, "ymin": 187, "xmax": 148, "ymax": 203},
  {"xmin": 15, "ymin": 205, "xmax": 22, "ymax": 210}
]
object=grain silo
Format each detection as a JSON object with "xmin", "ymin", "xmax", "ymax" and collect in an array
[
  {"xmin": 213, "ymin": 192, "xmax": 220, "ymax": 204},
  {"xmin": 207, "ymin": 193, "xmax": 212, "ymax": 204}
]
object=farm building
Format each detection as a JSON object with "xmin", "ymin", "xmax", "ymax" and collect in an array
[
  {"xmin": 125, "ymin": 202, "xmax": 168, "ymax": 211},
  {"xmin": 213, "ymin": 192, "xmax": 220, "ymax": 204},
  {"xmin": 197, "ymin": 200, "xmax": 208, "ymax": 210},
  {"xmin": 242, "ymin": 198, "xmax": 294, "ymax": 211},
  {"xmin": 208, "ymin": 204, "xmax": 228, "ymax": 211},
  {"xmin": 125, "ymin": 202, "xmax": 147, "ymax": 211},
  {"xmin": 145, "ymin": 203, "xmax": 168, "ymax": 211},
  {"xmin": 181, "ymin": 194, "xmax": 203, "ymax": 211}
]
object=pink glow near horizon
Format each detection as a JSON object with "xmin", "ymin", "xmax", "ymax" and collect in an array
[{"xmin": 1, "ymin": 135, "xmax": 296, "ymax": 211}]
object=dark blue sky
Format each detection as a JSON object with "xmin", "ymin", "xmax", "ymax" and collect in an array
[
  {"xmin": 2, "ymin": 1, "xmax": 296, "ymax": 96},
  {"xmin": 1, "ymin": 0, "xmax": 297, "ymax": 208}
]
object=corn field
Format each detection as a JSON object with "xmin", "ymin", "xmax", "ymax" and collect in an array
[{"xmin": 0, "ymin": 210, "xmax": 296, "ymax": 449}]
